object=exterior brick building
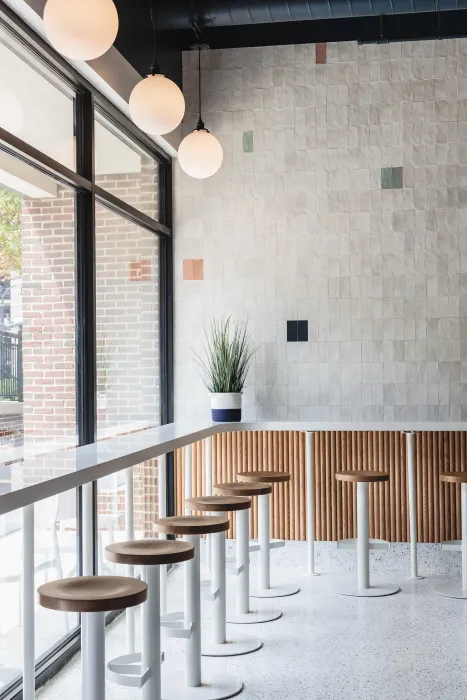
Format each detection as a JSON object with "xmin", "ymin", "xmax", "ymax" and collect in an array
[{"xmin": 0, "ymin": 157, "xmax": 161, "ymax": 533}]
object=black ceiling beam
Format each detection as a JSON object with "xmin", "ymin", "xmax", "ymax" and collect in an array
[{"xmin": 157, "ymin": 8, "xmax": 467, "ymax": 49}]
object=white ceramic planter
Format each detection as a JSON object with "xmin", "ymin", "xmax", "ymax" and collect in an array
[{"xmin": 210, "ymin": 393, "xmax": 242, "ymax": 422}]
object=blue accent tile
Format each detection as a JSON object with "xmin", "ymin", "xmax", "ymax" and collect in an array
[
  {"xmin": 287, "ymin": 320, "xmax": 298, "ymax": 342},
  {"xmin": 297, "ymin": 320, "xmax": 308, "ymax": 342}
]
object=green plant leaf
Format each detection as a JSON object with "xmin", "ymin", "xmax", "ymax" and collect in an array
[{"xmin": 194, "ymin": 317, "xmax": 257, "ymax": 394}]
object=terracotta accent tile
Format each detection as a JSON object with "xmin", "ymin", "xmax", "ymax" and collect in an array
[
  {"xmin": 183, "ymin": 259, "xmax": 204, "ymax": 281},
  {"xmin": 129, "ymin": 260, "xmax": 152, "ymax": 281},
  {"xmin": 129, "ymin": 261, "xmax": 142, "ymax": 281},
  {"xmin": 140, "ymin": 259, "xmax": 152, "ymax": 281},
  {"xmin": 316, "ymin": 43, "xmax": 327, "ymax": 65}
]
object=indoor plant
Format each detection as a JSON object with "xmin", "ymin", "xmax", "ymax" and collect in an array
[{"xmin": 195, "ymin": 317, "xmax": 255, "ymax": 422}]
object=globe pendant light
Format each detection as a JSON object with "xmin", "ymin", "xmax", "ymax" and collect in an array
[
  {"xmin": 43, "ymin": 0, "xmax": 119, "ymax": 61},
  {"xmin": 178, "ymin": 45, "xmax": 223, "ymax": 179},
  {"xmin": 129, "ymin": 0, "xmax": 185, "ymax": 136}
]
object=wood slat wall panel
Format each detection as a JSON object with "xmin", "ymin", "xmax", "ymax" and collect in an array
[{"xmin": 174, "ymin": 431, "xmax": 467, "ymax": 542}]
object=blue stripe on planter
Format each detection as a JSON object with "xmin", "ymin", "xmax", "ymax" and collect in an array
[{"xmin": 211, "ymin": 408, "xmax": 242, "ymax": 422}]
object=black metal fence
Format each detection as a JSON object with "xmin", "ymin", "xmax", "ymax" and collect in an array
[{"xmin": 0, "ymin": 330, "xmax": 23, "ymax": 401}]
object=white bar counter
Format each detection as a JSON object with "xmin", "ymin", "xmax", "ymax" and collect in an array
[{"xmin": 0, "ymin": 420, "xmax": 466, "ymax": 515}]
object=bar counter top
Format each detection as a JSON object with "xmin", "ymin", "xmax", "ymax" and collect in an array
[{"xmin": 1, "ymin": 420, "xmax": 466, "ymax": 515}]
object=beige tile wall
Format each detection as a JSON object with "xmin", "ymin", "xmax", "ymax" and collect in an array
[{"xmin": 174, "ymin": 39, "xmax": 467, "ymax": 422}]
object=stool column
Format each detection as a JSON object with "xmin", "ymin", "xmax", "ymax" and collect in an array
[
  {"xmin": 357, "ymin": 482, "xmax": 370, "ymax": 590},
  {"xmin": 142, "ymin": 565, "xmax": 161, "ymax": 700},
  {"xmin": 236, "ymin": 508, "xmax": 249, "ymax": 615},
  {"xmin": 125, "ymin": 467, "xmax": 136, "ymax": 653},
  {"xmin": 82, "ymin": 611, "xmax": 105, "ymax": 700},
  {"xmin": 227, "ymin": 506, "xmax": 281, "ymax": 625},
  {"xmin": 332, "ymin": 470, "xmax": 399, "ymax": 598},
  {"xmin": 205, "ymin": 438, "xmax": 212, "ymax": 571},
  {"xmin": 158, "ymin": 455, "xmax": 167, "ymax": 615},
  {"xmin": 258, "ymin": 493, "xmax": 270, "ymax": 591},
  {"xmin": 211, "ymin": 514, "xmax": 226, "ymax": 645},
  {"xmin": 184, "ymin": 534, "xmax": 201, "ymax": 687},
  {"xmin": 462, "ymin": 483, "xmax": 467, "ymax": 592},
  {"xmin": 434, "ymin": 472, "xmax": 467, "ymax": 599}
]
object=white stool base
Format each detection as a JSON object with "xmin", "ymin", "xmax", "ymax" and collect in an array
[
  {"xmin": 331, "ymin": 578, "xmax": 400, "ymax": 598},
  {"xmin": 406, "ymin": 575, "xmax": 424, "ymax": 580},
  {"xmin": 250, "ymin": 582, "xmax": 300, "ymax": 599},
  {"xmin": 202, "ymin": 634, "xmax": 262, "ymax": 657},
  {"xmin": 162, "ymin": 666, "xmax": 242, "ymax": 700},
  {"xmin": 433, "ymin": 580, "xmax": 467, "ymax": 599},
  {"xmin": 226, "ymin": 608, "xmax": 282, "ymax": 624}
]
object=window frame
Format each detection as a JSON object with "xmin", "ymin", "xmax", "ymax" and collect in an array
[{"xmin": 0, "ymin": 1, "xmax": 174, "ymax": 698}]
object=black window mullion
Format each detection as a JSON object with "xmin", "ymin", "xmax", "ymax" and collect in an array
[
  {"xmin": 75, "ymin": 90, "xmax": 98, "ymax": 575},
  {"xmin": 95, "ymin": 185, "xmax": 171, "ymax": 238},
  {"xmin": 159, "ymin": 161, "xmax": 174, "ymax": 517},
  {"xmin": 75, "ymin": 89, "xmax": 96, "ymax": 444}
]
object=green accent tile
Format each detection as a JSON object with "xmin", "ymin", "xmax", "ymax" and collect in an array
[
  {"xmin": 243, "ymin": 131, "xmax": 254, "ymax": 153},
  {"xmin": 381, "ymin": 166, "xmax": 403, "ymax": 189},
  {"xmin": 391, "ymin": 166, "xmax": 403, "ymax": 188}
]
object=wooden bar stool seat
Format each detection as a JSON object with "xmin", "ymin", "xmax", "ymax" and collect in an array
[
  {"xmin": 214, "ymin": 482, "xmax": 272, "ymax": 497},
  {"xmin": 332, "ymin": 470, "xmax": 399, "ymax": 599},
  {"xmin": 236, "ymin": 470, "xmax": 299, "ymax": 599},
  {"xmin": 185, "ymin": 497, "xmax": 262, "ymax": 656},
  {"xmin": 237, "ymin": 471, "xmax": 290, "ymax": 484},
  {"xmin": 440, "ymin": 471, "xmax": 467, "ymax": 484},
  {"xmin": 335, "ymin": 470, "xmax": 389, "ymax": 483},
  {"xmin": 186, "ymin": 495, "xmax": 251, "ymax": 512},
  {"xmin": 153, "ymin": 515, "xmax": 242, "ymax": 700},
  {"xmin": 104, "ymin": 541, "xmax": 195, "ymax": 699},
  {"xmin": 154, "ymin": 515, "xmax": 230, "ymax": 536},
  {"xmin": 38, "ymin": 576, "xmax": 147, "ymax": 700},
  {"xmin": 434, "ymin": 472, "xmax": 467, "ymax": 599},
  {"xmin": 106, "ymin": 539, "xmax": 195, "ymax": 566},
  {"xmin": 38, "ymin": 575, "xmax": 147, "ymax": 612}
]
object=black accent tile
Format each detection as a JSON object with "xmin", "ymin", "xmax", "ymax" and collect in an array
[
  {"xmin": 287, "ymin": 320, "xmax": 298, "ymax": 342},
  {"xmin": 297, "ymin": 320, "xmax": 308, "ymax": 342}
]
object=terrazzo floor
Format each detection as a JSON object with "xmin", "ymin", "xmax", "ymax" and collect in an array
[{"xmin": 37, "ymin": 556, "xmax": 467, "ymax": 700}]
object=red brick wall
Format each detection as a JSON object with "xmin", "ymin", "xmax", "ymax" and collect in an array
[{"xmin": 21, "ymin": 186, "xmax": 76, "ymax": 449}]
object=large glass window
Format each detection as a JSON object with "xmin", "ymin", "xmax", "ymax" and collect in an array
[
  {"xmin": 0, "ymin": 10, "xmax": 171, "ymax": 700},
  {"xmin": 95, "ymin": 115, "xmax": 159, "ymax": 219},
  {"xmin": 0, "ymin": 26, "xmax": 75, "ymax": 169},
  {"xmin": 96, "ymin": 205, "xmax": 160, "ymax": 437},
  {"xmin": 0, "ymin": 166, "xmax": 77, "ymax": 457}
]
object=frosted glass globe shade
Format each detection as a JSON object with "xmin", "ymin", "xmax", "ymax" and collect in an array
[
  {"xmin": 129, "ymin": 75, "xmax": 185, "ymax": 136},
  {"xmin": 0, "ymin": 89, "xmax": 24, "ymax": 136},
  {"xmin": 178, "ymin": 129, "xmax": 223, "ymax": 179},
  {"xmin": 44, "ymin": 0, "xmax": 119, "ymax": 61}
]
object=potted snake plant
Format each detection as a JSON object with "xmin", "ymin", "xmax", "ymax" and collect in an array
[{"xmin": 195, "ymin": 317, "xmax": 256, "ymax": 422}]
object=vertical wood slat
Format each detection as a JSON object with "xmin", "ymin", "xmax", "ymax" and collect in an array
[{"xmin": 173, "ymin": 431, "xmax": 467, "ymax": 542}]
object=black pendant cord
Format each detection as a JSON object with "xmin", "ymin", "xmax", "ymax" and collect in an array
[
  {"xmin": 196, "ymin": 45, "xmax": 205, "ymax": 131},
  {"xmin": 149, "ymin": 0, "xmax": 160, "ymax": 75}
]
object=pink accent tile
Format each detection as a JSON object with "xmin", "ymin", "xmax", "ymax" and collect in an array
[
  {"xmin": 183, "ymin": 259, "xmax": 204, "ymax": 281},
  {"xmin": 316, "ymin": 43, "xmax": 327, "ymax": 65}
]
